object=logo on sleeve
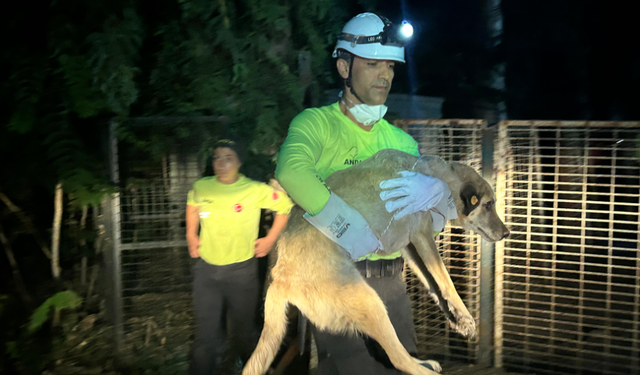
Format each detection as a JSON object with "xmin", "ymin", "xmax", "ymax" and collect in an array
[
  {"xmin": 233, "ymin": 204, "xmax": 243, "ymax": 212},
  {"xmin": 272, "ymin": 192, "xmax": 279, "ymax": 201}
]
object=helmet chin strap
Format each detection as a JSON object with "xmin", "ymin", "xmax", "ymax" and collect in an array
[{"xmin": 345, "ymin": 56, "xmax": 367, "ymax": 104}]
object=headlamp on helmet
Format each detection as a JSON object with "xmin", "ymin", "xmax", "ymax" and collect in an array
[
  {"xmin": 401, "ymin": 21, "xmax": 413, "ymax": 38},
  {"xmin": 337, "ymin": 15, "xmax": 413, "ymax": 49}
]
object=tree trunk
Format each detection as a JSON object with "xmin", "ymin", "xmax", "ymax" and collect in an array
[
  {"xmin": 0, "ymin": 221, "xmax": 32, "ymax": 307},
  {"xmin": 80, "ymin": 205, "xmax": 88, "ymax": 285},
  {"xmin": 85, "ymin": 220, "xmax": 105, "ymax": 310},
  {"xmin": 86, "ymin": 263, "xmax": 99, "ymax": 307},
  {"xmin": 81, "ymin": 257, "xmax": 88, "ymax": 285},
  {"xmin": 53, "ymin": 309, "xmax": 61, "ymax": 327},
  {"xmin": 51, "ymin": 182, "xmax": 63, "ymax": 279},
  {"xmin": 0, "ymin": 191, "xmax": 52, "ymax": 259}
]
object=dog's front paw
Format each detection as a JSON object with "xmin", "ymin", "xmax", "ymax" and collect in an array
[{"xmin": 448, "ymin": 305, "xmax": 476, "ymax": 338}]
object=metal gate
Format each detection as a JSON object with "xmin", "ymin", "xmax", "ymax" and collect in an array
[
  {"xmin": 398, "ymin": 119, "xmax": 487, "ymax": 364},
  {"xmin": 105, "ymin": 118, "xmax": 220, "ymax": 364},
  {"xmin": 494, "ymin": 121, "xmax": 640, "ymax": 375}
]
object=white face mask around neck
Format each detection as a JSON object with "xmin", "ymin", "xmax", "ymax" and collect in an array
[{"xmin": 340, "ymin": 91, "xmax": 388, "ymax": 126}]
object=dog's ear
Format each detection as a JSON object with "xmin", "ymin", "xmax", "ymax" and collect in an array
[{"xmin": 460, "ymin": 182, "xmax": 481, "ymax": 216}]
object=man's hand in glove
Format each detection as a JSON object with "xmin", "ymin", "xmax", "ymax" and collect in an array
[
  {"xmin": 304, "ymin": 193, "xmax": 383, "ymax": 260},
  {"xmin": 379, "ymin": 171, "xmax": 449, "ymax": 220}
]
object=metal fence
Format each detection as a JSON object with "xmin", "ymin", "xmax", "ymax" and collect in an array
[
  {"xmin": 105, "ymin": 119, "xmax": 214, "ymax": 363},
  {"xmin": 494, "ymin": 121, "xmax": 640, "ymax": 375},
  {"xmin": 398, "ymin": 119, "xmax": 487, "ymax": 364},
  {"xmin": 104, "ymin": 118, "xmax": 640, "ymax": 374},
  {"xmin": 117, "ymin": 153, "xmax": 199, "ymax": 354}
]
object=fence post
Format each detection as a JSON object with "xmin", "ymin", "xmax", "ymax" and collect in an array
[
  {"xmin": 478, "ymin": 123, "xmax": 496, "ymax": 367},
  {"xmin": 106, "ymin": 119, "xmax": 124, "ymax": 358},
  {"xmin": 493, "ymin": 121, "xmax": 508, "ymax": 368}
]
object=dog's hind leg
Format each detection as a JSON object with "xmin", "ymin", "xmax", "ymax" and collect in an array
[
  {"xmin": 338, "ymin": 281, "xmax": 441, "ymax": 375},
  {"xmin": 242, "ymin": 283, "xmax": 289, "ymax": 375}
]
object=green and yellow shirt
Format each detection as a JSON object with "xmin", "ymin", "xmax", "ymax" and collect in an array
[
  {"xmin": 275, "ymin": 101, "xmax": 419, "ymax": 261},
  {"xmin": 187, "ymin": 175, "xmax": 294, "ymax": 266}
]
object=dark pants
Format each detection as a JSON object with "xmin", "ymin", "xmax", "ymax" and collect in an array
[
  {"xmin": 189, "ymin": 258, "xmax": 261, "ymax": 375},
  {"xmin": 311, "ymin": 270, "xmax": 418, "ymax": 375}
]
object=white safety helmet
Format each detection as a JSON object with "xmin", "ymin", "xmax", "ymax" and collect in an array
[{"xmin": 332, "ymin": 13, "xmax": 410, "ymax": 63}]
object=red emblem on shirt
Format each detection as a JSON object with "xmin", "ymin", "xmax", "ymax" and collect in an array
[
  {"xmin": 272, "ymin": 192, "xmax": 279, "ymax": 201},
  {"xmin": 233, "ymin": 204, "xmax": 243, "ymax": 212}
]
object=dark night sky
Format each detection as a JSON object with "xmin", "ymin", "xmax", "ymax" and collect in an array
[{"xmin": 378, "ymin": 0, "xmax": 640, "ymax": 121}]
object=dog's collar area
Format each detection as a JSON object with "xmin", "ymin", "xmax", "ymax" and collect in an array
[
  {"xmin": 379, "ymin": 155, "xmax": 449, "ymax": 238},
  {"xmin": 355, "ymin": 258, "xmax": 404, "ymax": 278},
  {"xmin": 379, "ymin": 157, "xmax": 423, "ymax": 237},
  {"xmin": 411, "ymin": 154, "xmax": 445, "ymax": 172},
  {"xmin": 410, "ymin": 155, "xmax": 423, "ymax": 171}
]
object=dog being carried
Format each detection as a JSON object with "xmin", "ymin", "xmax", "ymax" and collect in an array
[{"xmin": 243, "ymin": 149, "xmax": 510, "ymax": 375}]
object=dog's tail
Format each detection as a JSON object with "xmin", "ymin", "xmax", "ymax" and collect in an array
[{"xmin": 242, "ymin": 283, "xmax": 289, "ymax": 375}]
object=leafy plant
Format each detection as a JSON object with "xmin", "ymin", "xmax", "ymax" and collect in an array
[
  {"xmin": 28, "ymin": 291, "xmax": 83, "ymax": 333},
  {"xmin": 5, "ymin": 341, "xmax": 19, "ymax": 360},
  {"xmin": 149, "ymin": 0, "xmax": 344, "ymax": 155}
]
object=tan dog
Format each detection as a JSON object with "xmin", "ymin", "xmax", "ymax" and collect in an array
[{"xmin": 243, "ymin": 149, "xmax": 510, "ymax": 375}]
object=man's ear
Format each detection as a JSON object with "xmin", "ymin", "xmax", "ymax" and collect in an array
[{"xmin": 336, "ymin": 59, "xmax": 349, "ymax": 80}]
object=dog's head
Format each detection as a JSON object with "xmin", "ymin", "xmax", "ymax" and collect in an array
[{"xmin": 449, "ymin": 163, "xmax": 510, "ymax": 242}]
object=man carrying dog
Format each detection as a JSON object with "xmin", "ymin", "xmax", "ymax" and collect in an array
[{"xmin": 275, "ymin": 12, "xmax": 457, "ymax": 375}]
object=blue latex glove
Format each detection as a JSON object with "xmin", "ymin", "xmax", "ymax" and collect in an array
[
  {"xmin": 304, "ymin": 193, "xmax": 383, "ymax": 260},
  {"xmin": 379, "ymin": 171, "xmax": 448, "ymax": 220}
]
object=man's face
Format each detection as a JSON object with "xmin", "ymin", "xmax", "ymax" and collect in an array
[
  {"xmin": 213, "ymin": 147, "xmax": 241, "ymax": 180},
  {"xmin": 346, "ymin": 56, "xmax": 396, "ymax": 105}
]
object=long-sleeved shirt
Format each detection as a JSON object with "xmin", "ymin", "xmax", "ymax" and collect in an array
[{"xmin": 275, "ymin": 101, "xmax": 419, "ymax": 260}]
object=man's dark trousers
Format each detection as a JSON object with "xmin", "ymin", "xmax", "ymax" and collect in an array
[
  {"xmin": 189, "ymin": 257, "xmax": 261, "ymax": 375},
  {"xmin": 311, "ymin": 258, "xmax": 418, "ymax": 375}
]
